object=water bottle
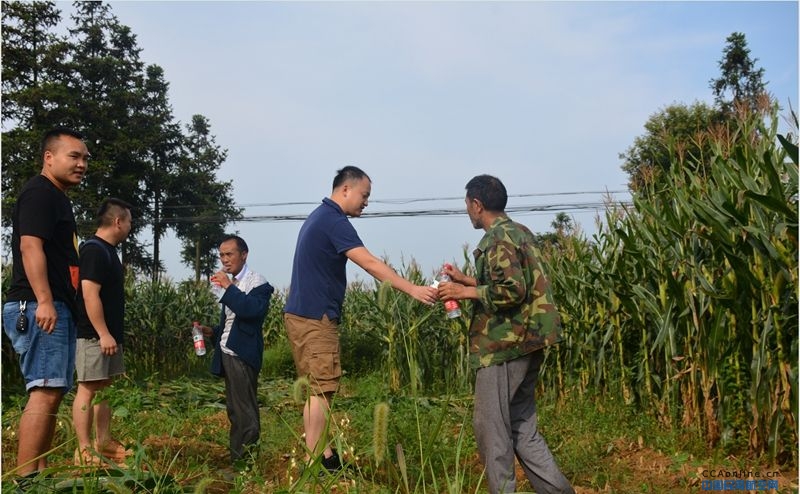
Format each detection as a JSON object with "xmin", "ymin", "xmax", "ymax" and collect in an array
[
  {"xmin": 192, "ymin": 321, "xmax": 206, "ymax": 356},
  {"xmin": 210, "ymin": 276, "xmax": 225, "ymax": 300},
  {"xmin": 435, "ymin": 265, "xmax": 462, "ymax": 319}
]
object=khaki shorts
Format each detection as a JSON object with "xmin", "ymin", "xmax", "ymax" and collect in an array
[
  {"xmin": 76, "ymin": 338, "xmax": 125, "ymax": 382},
  {"xmin": 284, "ymin": 313, "xmax": 341, "ymax": 394}
]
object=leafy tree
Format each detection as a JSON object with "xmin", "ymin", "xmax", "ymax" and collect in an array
[
  {"xmin": 621, "ymin": 33, "xmax": 773, "ymax": 195},
  {"xmin": 2, "ymin": 1, "xmax": 241, "ymax": 282},
  {"xmin": 551, "ymin": 212, "xmax": 574, "ymax": 237},
  {"xmin": 533, "ymin": 212, "xmax": 576, "ymax": 251},
  {"xmin": 1, "ymin": 1, "xmax": 72, "ymax": 125},
  {"xmin": 135, "ymin": 64, "xmax": 184, "ymax": 279},
  {"xmin": 165, "ymin": 115, "xmax": 242, "ymax": 281},
  {"xmin": 710, "ymin": 32, "xmax": 768, "ymax": 116},
  {"xmin": 1, "ymin": 1, "xmax": 73, "ymax": 227},
  {"xmin": 619, "ymin": 102, "xmax": 721, "ymax": 193},
  {"xmin": 67, "ymin": 0, "xmax": 151, "ymax": 265}
]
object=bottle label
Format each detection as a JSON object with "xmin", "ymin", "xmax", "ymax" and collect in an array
[
  {"xmin": 444, "ymin": 299, "xmax": 459, "ymax": 312},
  {"xmin": 192, "ymin": 328, "xmax": 206, "ymax": 354}
]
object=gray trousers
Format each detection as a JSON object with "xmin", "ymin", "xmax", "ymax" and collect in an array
[
  {"xmin": 221, "ymin": 352, "xmax": 261, "ymax": 463},
  {"xmin": 473, "ymin": 350, "xmax": 574, "ymax": 494}
]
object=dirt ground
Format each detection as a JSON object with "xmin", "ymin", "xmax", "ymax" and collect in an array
[
  {"xmin": 141, "ymin": 428, "xmax": 797, "ymax": 493},
  {"xmin": 563, "ymin": 438, "xmax": 797, "ymax": 494}
]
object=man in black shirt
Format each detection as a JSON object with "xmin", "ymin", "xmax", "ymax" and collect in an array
[
  {"xmin": 72, "ymin": 198, "xmax": 133, "ymax": 465},
  {"xmin": 2, "ymin": 128, "xmax": 89, "ymax": 476}
]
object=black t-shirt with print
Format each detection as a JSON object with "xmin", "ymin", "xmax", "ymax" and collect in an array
[{"xmin": 6, "ymin": 175, "xmax": 79, "ymax": 315}]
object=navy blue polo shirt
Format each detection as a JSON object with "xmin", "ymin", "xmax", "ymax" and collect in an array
[{"xmin": 285, "ymin": 198, "xmax": 363, "ymax": 320}]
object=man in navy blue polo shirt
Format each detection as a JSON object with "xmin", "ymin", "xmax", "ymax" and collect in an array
[{"xmin": 285, "ymin": 165, "xmax": 436, "ymax": 473}]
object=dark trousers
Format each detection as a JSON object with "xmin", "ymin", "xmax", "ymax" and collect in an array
[{"xmin": 221, "ymin": 352, "xmax": 261, "ymax": 463}]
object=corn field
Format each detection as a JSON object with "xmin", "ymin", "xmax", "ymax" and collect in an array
[
  {"xmin": 545, "ymin": 104, "xmax": 797, "ymax": 462},
  {"xmin": 1, "ymin": 105, "xmax": 795, "ymax": 464}
]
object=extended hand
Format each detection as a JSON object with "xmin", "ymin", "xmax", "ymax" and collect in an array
[
  {"xmin": 411, "ymin": 285, "xmax": 438, "ymax": 305},
  {"xmin": 437, "ymin": 281, "xmax": 465, "ymax": 301}
]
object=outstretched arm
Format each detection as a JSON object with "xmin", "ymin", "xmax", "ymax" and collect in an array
[{"xmin": 346, "ymin": 246, "xmax": 437, "ymax": 305}]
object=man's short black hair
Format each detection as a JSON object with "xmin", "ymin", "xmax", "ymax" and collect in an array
[
  {"xmin": 96, "ymin": 197, "xmax": 133, "ymax": 228},
  {"xmin": 220, "ymin": 234, "xmax": 248, "ymax": 254},
  {"xmin": 40, "ymin": 127, "xmax": 85, "ymax": 160},
  {"xmin": 465, "ymin": 175, "xmax": 508, "ymax": 212},
  {"xmin": 332, "ymin": 166, "xmax": 370, "ymax": 190}
]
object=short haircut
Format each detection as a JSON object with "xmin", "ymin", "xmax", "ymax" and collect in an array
[
  {"xmin": 465, "ymin": 175, "xmax": 508, "ymax": 212},
  {"xmin": 220, "ymin": 234, "xmax": 248, "ymax": 254},
  {"xmin": 96, "ymin": 197, "xmax": 133, "ymax": 228},
  {"xmin": 40, "ymin": 127, "xmax": 85, "ymax": 160},
  {"xmin": 332, "ymin": 165, "xmax": 370, "ymax": 191}
]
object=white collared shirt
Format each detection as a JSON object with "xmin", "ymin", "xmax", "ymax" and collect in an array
[{"xmin": 219, "ymin": 264, "xmax": 268, "ymax": 356}]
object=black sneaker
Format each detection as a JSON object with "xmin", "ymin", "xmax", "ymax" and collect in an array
[
  {"xmin": 320, "ymin": 449, "xmax": 343, "ymax": 476},
  {"xmin": 13, "ymin": 471, "xmax": 40, "ymax": 493}
]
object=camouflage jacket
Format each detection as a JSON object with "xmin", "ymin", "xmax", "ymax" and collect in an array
[{"xmin": 469, "ymin": 215, "xmax": 562, "ymax": 369}]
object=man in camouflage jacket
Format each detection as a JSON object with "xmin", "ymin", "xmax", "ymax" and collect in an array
[{"xmin": 437, "ymin": 175, "xmax": 574, "ymax": 494}]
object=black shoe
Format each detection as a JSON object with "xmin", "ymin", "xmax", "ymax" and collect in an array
[
  {"xmin": 319, "ymin": 449, "xmax": 344, "ymax": 476},
  {"xmin": 13, "ymin": 471, "xmax": 40, "ymax": 493}
]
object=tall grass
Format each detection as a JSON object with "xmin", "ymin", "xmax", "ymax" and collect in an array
[
  {"xmin": 544, "ymin": 102, "xmax": 797, "ymax": 462},
  {"xmin": 341, "ymin": 258, "xmax": 473, "ymax": 396},
  {"xmin": 122, "ymin": 275, "xmax": 215, "ymax": 379}
]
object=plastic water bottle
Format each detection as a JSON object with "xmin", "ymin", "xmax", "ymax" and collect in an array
[
  {"xmin": 192, "ymin": 321, "xmax": 206, "ymax": 356},
  {"xmin": 210, "ymin": 276, "xmax": 225, "ymax": 300},
  {"xmin": 435, "ymin": 265, "xmax": 462, "ymax": 319}
]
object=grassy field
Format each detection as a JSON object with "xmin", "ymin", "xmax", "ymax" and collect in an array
[
  {"xmin": 2, "ymin": 369, "xmax": 796, "ymax": 493},
  {"xmin": 1, "ymin": 105, "xmax": 796, "ymax": 493}
]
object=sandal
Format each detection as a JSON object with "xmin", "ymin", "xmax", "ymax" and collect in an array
[
  {"xmin": 95, "ymin": 439, "xmax": 133, "ymax": 462},
  {"xmin": 74, "ymin": 447, "xmax": 102, "ymax": 467}
]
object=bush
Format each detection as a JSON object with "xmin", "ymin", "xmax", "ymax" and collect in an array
[{"xmin": 261, "ymin": 338, "xmax": 295, "ymax": 379}]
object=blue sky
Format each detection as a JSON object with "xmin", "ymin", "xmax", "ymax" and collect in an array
[{"xmin": 98, "ymin": 1, "xmax": 797, "ymax": 289}]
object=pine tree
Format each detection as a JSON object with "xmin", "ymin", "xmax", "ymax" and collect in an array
[
  {"xmin": 709, "ymin": 32, "xmax": 768, "ymax": 116},
  {"xmin": 135, "ymin": 64, "xmax": 184, "ymax": 278},
  {"xmin": 1, "ymin": 1, "xmax": 72, "ymax": 226},
  {"xmin": 3, "ymin": 1, "xmax": 242, "ymax": 280},
  {"xmin": 166, "ymin": 115, "xmax": 243, "ymax": 281},
  {"xmin": 67, "ymin": 0, "xmax": 150, "ymax": 265}
]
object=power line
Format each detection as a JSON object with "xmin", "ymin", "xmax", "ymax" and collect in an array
[
  {"xmin": 160, "ymin": 189, "xmax": 631, "ymax": 211},
  {"xmin": 163, "ymin": 199, "xmax": 632, "ymax": 224},
  {"xmin": 235, "ymin": 189, "xmax": 630, "ymax": 208}
]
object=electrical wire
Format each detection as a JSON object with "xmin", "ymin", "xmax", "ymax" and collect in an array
[{"xmin": 162, "ymin": 199, "xmax": 632, "ymax": 224}]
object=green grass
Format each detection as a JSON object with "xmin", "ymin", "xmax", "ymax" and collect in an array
[{"xmin": 3, "ymin": 371, "xmax": 795, "ymax": 493}]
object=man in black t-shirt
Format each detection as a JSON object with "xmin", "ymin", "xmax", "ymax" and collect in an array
[
  {"xmin": 71, "ymin": 198, "xmax": 133, "ymax": 466},
  {"xmin": 2, "ymin": 128, "xmax": 89, "ymax": 477}
]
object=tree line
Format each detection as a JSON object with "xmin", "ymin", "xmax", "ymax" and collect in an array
[
  {"xmin": 2, "ymin": 0, "xmax": 785, "ymax": 283},
  {"xmin": 619, "ymin": 32, "xmax": 774, "ymax": 194},
  {"xmin": 1, "ymin": 1, "xmax": 240, "ymax": 281}
]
